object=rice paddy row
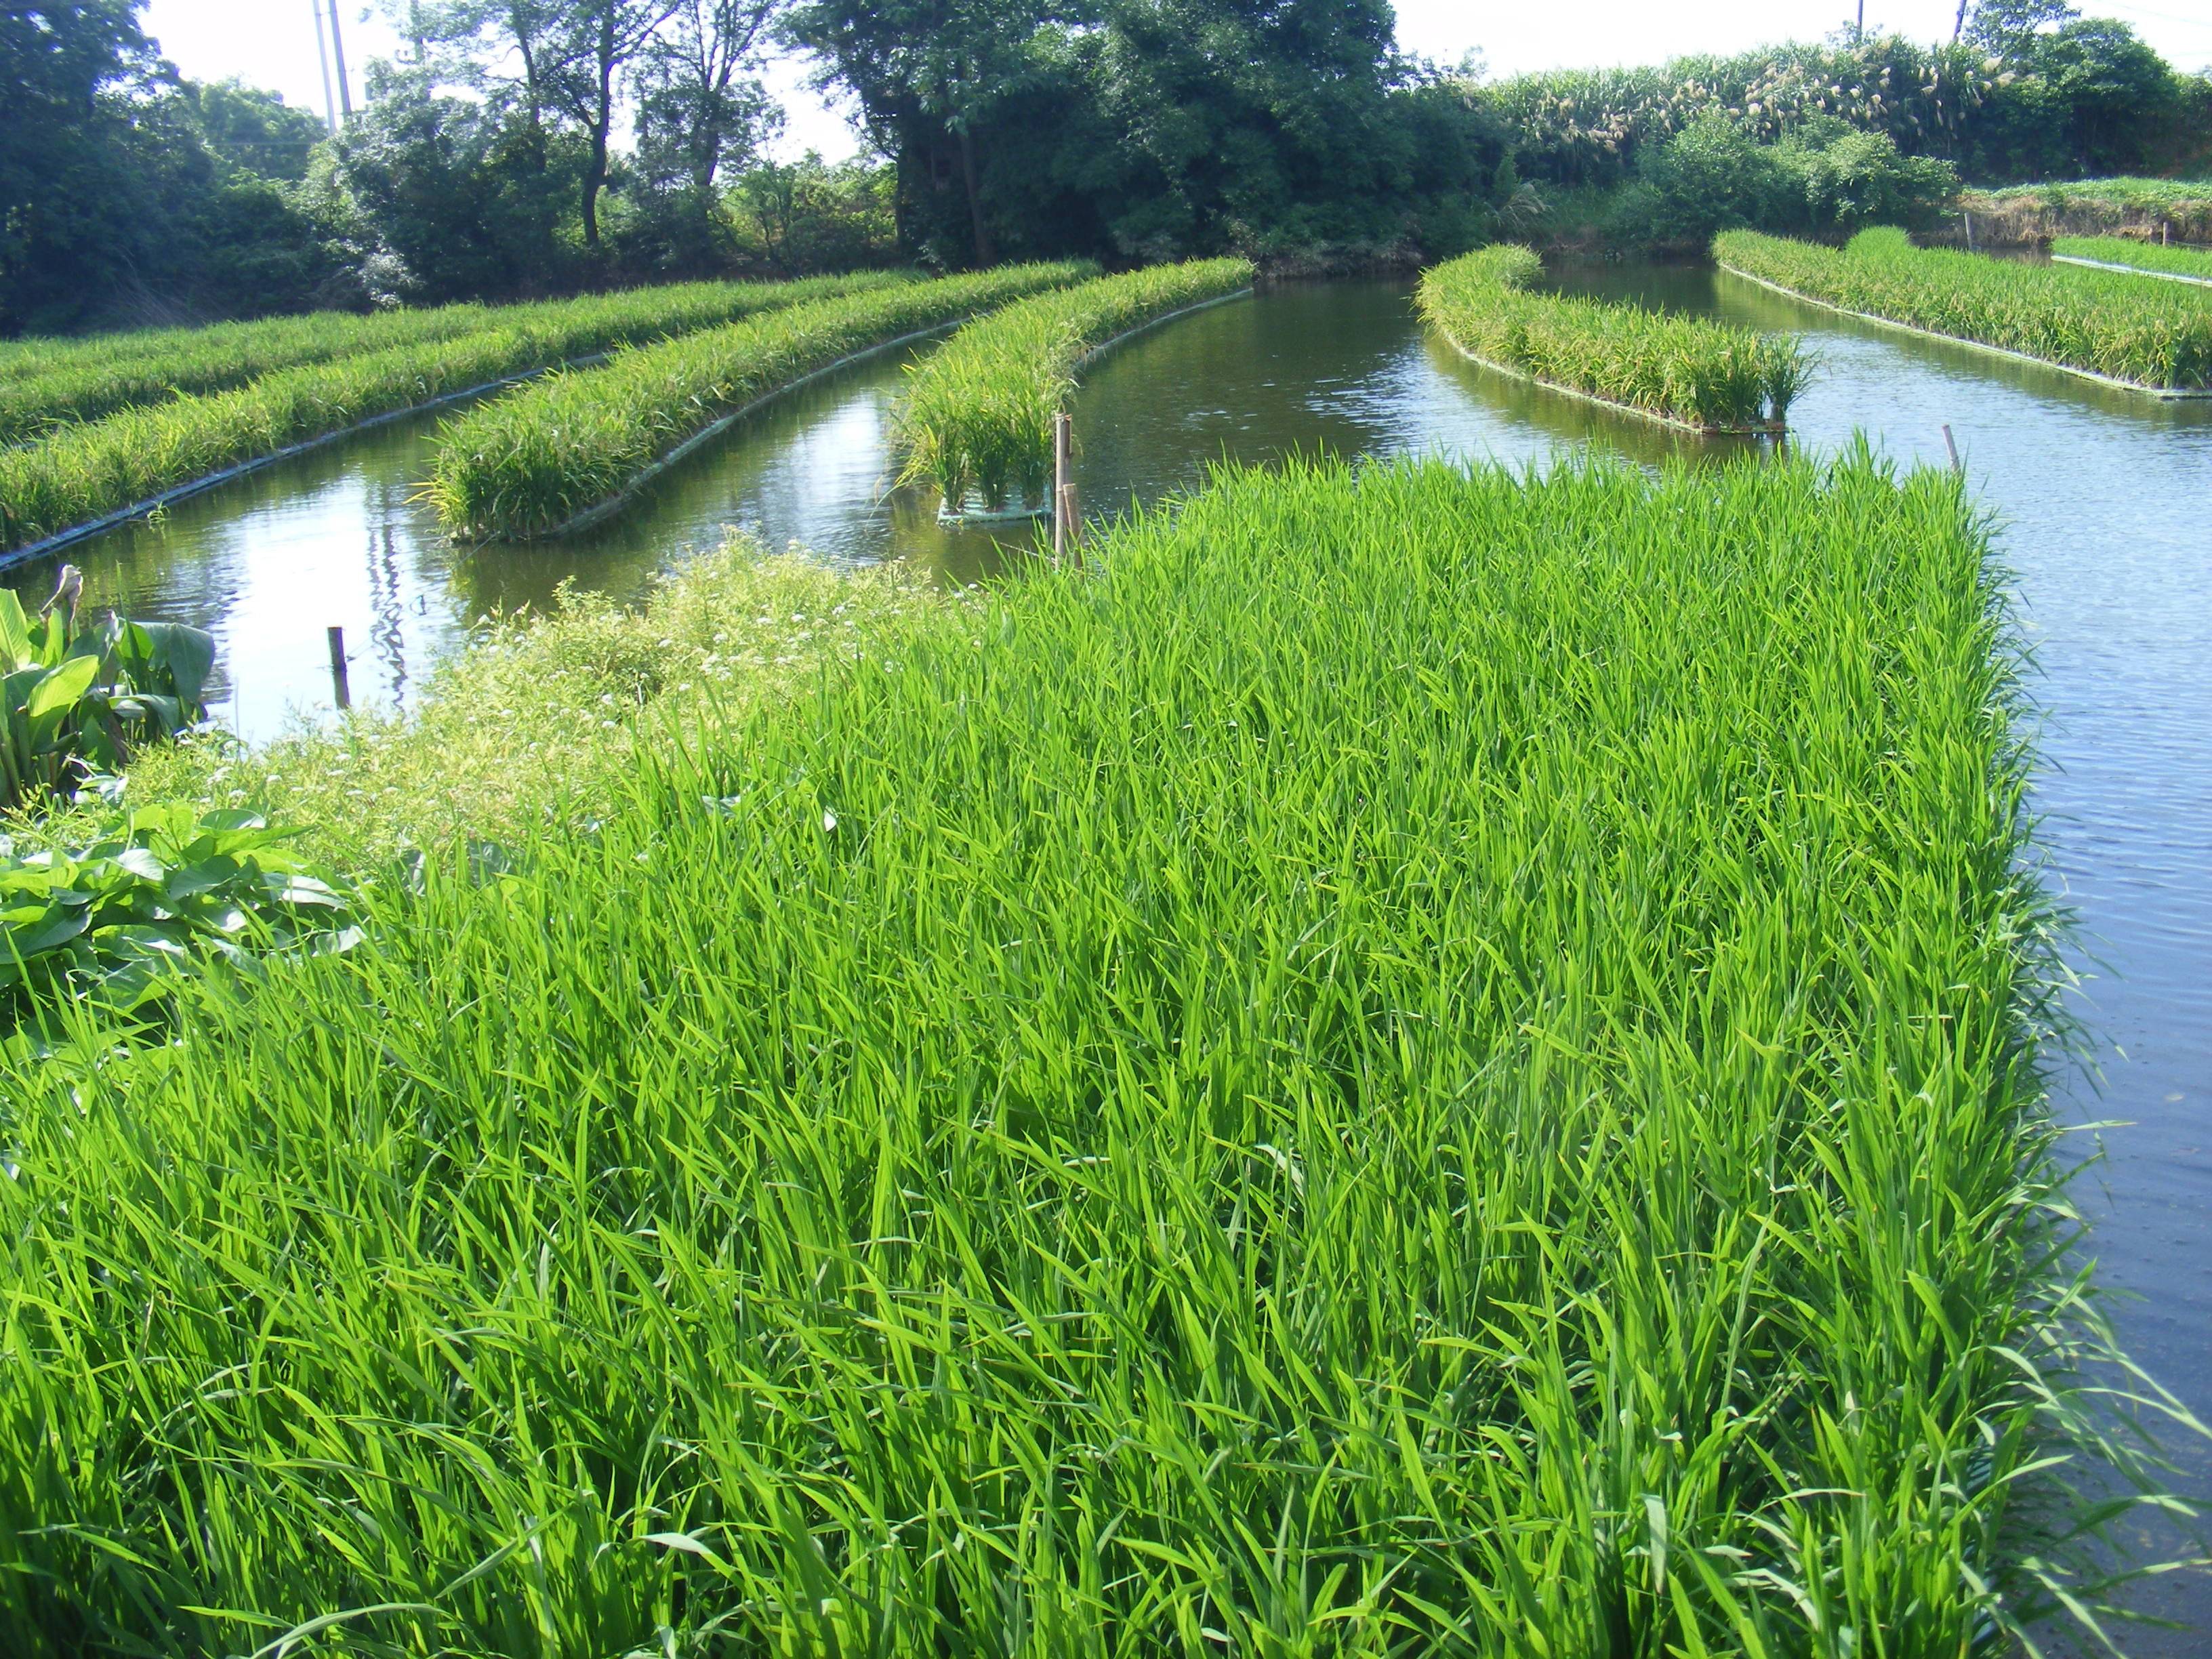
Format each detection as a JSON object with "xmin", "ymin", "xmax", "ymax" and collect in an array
[
  {"xmin": 0, "ymin": 274, "xmax": 911, "ymax": 557},
  {"xmin": 2050, "ymin": 234, "xmax": 2212, "ymax": 285},
  {"xmin": 1416, "ymin": 245, "xmax": 1806, "ymax": 434},
  {"xmin": 0, "ymin": 275, "xmax": 905, "ymax": 447},
  {"xmin": 1716, "ymin": 226, "xmax": 2212, "ymax": 391},
  {"xmin": 0, "ymin": 450, "xmax": 2167, "ymax": 1655},
  {"xmin": 426, "ymin": 263, "xmax": 1095, "ymax": 541},
  {"xmin": 894, "ymin": 258, "xmax": 1254, "ymax": 514}
]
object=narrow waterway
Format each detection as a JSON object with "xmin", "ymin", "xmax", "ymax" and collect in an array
[{"xmin": 9, "ymin": 268, "xmax": 2210, "ymax": 1639}]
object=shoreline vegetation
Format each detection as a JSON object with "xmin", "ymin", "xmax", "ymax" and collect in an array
[
  {"xmin": 2051, "ymin": 233, "xmax": 2212, "ymax": 283},
  {"xmin": 0, "ymin": 451, "xmax": 2191, "ymax": 1652},
  {"xmin": 1416, "ymin": 245, "xmax": 1806, "ymax": 432},
  {"xmin": 0, "ymin": 274, "xmax": 910, "ymax": 558},
  {"xmin": 1715, "ymin": 227, "xmax": 2212, "ymax": 392},
  {"xmin": 427, "ymin": 263, "xmax": 1096, "ymax": 542},
  {"xmin": 893, "ymin": 258, "xmax": 1255, "ymax": 516}
]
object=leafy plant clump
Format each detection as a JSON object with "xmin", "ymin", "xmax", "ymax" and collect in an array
[
  {"xmin": 428, "ymin": 263, "xmax": 1095, "ymax": 541},
  {"xmin": 2051, "ymin": 234, "xmax": 2212, "ymax": 283},
  {"xmin": 0, "ymin": 272, "xmax": 905, "ymax": 553},
  {"xmin": 895, "ymin": 258, "xmax": 1254, "ymax": 512},
  {"xmin": 0, "ymin": 451, "xmax": 2183, "ymax": 1655},
  {"xmin": 1417, "ymin": 243, "xmax": 1807, "ymax": 430},
  {"xmin": 1716, "ymin": 226, "xmax": 2212, "ymax": 389}
]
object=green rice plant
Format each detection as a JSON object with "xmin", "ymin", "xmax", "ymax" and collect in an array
[
  {"xmin": 0, "ymin": 276, "xmax": 902, "ymax": 438},
  {"xmin": 428, "ymin": 263, "xmax": 1094, "ymax": 540},
  {"xmin": 0, "ymin": 274, "xmax": 905, "ymax": 554},
  {"xmin": 894, "ymin": 258, "xmax": 1254, "ymax": 511},
  {"xmin": 1716, "ymin": 226, "xmax": 2212, "ymax": 390},
  {"xmin": 1418, "ymin": 244, "xmax": 1807, "ymax": 430},
  {"xmin": 0, "ymin": 449, "xmax": 2188, "ymax": 1656},
  {"xmin": 2051, "ymin": 234, "xmax": 2212, "ymax": 283}
]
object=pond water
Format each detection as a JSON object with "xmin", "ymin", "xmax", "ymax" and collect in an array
[{"xmin": 9, "ymin": 266, "xmax": 2211, "ymax": 1640}]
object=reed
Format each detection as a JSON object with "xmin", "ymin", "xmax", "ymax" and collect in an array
[
  {"xmin": 1418, "ymin": 245, "xmax": 1806, "ymax": 431},
  {"xmin": 2051, "ymin": 234, "xmax": 2212, "ymax": 283},
  {"xmin": 1716, "ymin": 226, "xmax": 2212, "ymax": 390},
  {"xmin": 0, "ymin": 276, "xmax": 904, "ymax": 447},
  {"xmin": 0, "ymin": 450, "xmax": 2182, "ymax": 1656},
  {"xmin": 894, "ymin": 258, "xmax": 1254, "ymax": 512},
  {"xmin": 428, "ymin": 263, "xmax": 1094, "ymax": 540}
]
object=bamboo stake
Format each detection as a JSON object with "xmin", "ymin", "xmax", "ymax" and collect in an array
[
  {"xmin": 327, "ymin": 626, "xmax": 351, "ymax": 710},
  {"xmin": 1942, "ymin": 424, "xmax": 1962, "ymax": 476},
  {"xmin": 1052, "ymin": 410, "xmax": 1069, "ymax": 562}
]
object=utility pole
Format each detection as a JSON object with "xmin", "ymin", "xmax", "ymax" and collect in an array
[
  {"xmin": 310, "ymin": 0, "xmax": 338, "ymax": 133},
  {"xmin": 326, "ymin": 0, "xmax": 354, "ymax": 120}
]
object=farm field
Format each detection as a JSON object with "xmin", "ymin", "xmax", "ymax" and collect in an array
[
  {"xmin": 1, "ymin": 447, "xmax": 2154, "ymax": 1654},
  {"xmin": 2051, "ymin": 234, "xmax": 2212, "ymax": 283},
  {"xmin": 1715, "ymin": 227, "xmax": 2212, "ymax": 392}
]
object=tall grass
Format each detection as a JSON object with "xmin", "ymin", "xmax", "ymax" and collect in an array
[
  {"xmin": 0, "ymin": 450, "xmax": 2184, "ymax": 1656},
  {"xmin": 1717, "ymin": 226, "xmax": 2212, "ymax": 390},
  {"xmin": 1418, "ymin": 245, "xmax": 1807, "ymax": 430},
  {"xmin": 0, "ymin": 276, "xmax": 905, "ymax": 447},
  {"xmin": 428, "ymin": 264, "xmax": 1093, "ymax": 540},
  {"xmin": 2051, "ymin": 234, "xmax": 2212, "ymax": 283},
  {"xmin": 0, "ymin": 274, "xmax": 905, "ymax": 554},
  {"xmin": 895, "ymin": 259, "xmax": 1254, "ymax": 511}
]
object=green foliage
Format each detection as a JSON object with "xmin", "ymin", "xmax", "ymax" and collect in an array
[
  {"xmin": 731, "ymin": 154, "xmax": 902, "ymax": 276},
  {"xmin": 0, "ymin": 272, "xmax": 903, "ymax": 552},
  {"xmin": 2053, "ymin": 234, "xmax": 2212, "ymax": 282},
  {"xmin": 0, "ymin": 451, "xmax": 2177, "ymax": 1653},
  {"xmin": 1716, "ymin": 226, "xmax": 2212, "ymax": 390},
  {"xmin": 1418, "ymin": 245, "xmax": 1807, "ymax": 431},
  {"xmin": 430, "ymin": 263, "xmax": 1092, "ymax": 539},
  {"xmin": 1962, "ymin": 19, "xmax": 2182, "ymax": 181},
  {"xmin": 895, "ymin": 258, "xmax": 1254, "ymax": 510},
  {"xmin": 0, "ymin": 804, "xmax": 353, "ymax": 1035}
]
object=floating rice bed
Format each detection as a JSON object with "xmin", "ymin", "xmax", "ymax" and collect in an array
[
  {"xmin": 894, "ymin": 258, "xmax": 1254, "ymax": 518},
  {"xmin": 1416, "ymin": 245, "xmax": 1805, "ymax": 434},
  {"xmin": 0, "ymin": 274, "xmax": 906, "ymax": 448},
  {"xmin": 0, "ymin": 274, "xmax": 912, "ymax": 558},
  {"xmin": 2050, "ymin": 235, "xmax": 2212, "ymax": 287},
  {"xmin": 427, "ymin": 263, "xmax": 1095, "ymax": 541},
  {"xmin": 1716, "ymin": 227, "xmax": 2212, "ymax": 394},
  {"xmin": 0, "ymin": 450, "xmax": 2168, "ymax": 1655}
]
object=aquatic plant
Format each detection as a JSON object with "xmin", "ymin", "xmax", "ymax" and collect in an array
[
  {"xmin": 894, "ymin": 258, "xmax": 1254, "ymax": 511},
  {"xmin": 428, "ymin": 263, "xmax": 1094, "ymax": 540},
  {"xmin": 1417, "ymin": 244, "xmax": 1807, "ymax": 430},
  {"xmin": 2051, "ymin": 234, "xmax": 2212, "ymax": 283},
  {"xmin": 1716, "ymin": 226, "xmax": 2212, "ymax": 389},
  {"xmin": 0, "ymin": 450, "xmax": 2181, "ymax": 1654},
  {"xmin": 0, "ymin": 274, "xmax": 907, "ymax": 554}
]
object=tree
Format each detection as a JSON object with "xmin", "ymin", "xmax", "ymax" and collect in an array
[
  {"xmin": 1965, "ymin": 0, "xmax": 2078, "ymax": 60},
  {"xmin": 634, "ymin": 0, "xmax": 783, "ymax": 199},
  {"xmin": 190, "ymin": 79, "xmax": 329, "ymax": 182}
]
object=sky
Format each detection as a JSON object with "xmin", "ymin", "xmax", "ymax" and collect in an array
[{"xmin": 142, "ymin": 0, "xmax": 2212, "ymax": 165}]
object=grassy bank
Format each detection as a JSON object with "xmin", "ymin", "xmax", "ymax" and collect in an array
[
  {"xmin": 0, "ymin": 450, "xmax": 2167, "ymax": 1654},
  {"xmin": 0, "ymin": 276, "xmax": 903, "ymax": 448},
  {"xmin": 1955, "ymin": 178, "xmax": 2212, "ymax": 247},
  {"xmin": 428, "ymin": 263, "xmax": 1093, "ymax": 541},
  {"xmin": 1417, "ymin": 245, "xmax": 1805, "ymax": 431},
  {"xmin": 1717, "ymin": 226, "xmax": 2212, "ymax": 390},
  {"xmin": 0, "ymin": 275, "xmax": 909, "ymax": 555},
  {"xmin": 895, "ymin": 258, "xmax": 1253, "ymax": 512},
  {"xmin": 2052, "ymin": 234, "xmax": 2212, "ymax": 283}
]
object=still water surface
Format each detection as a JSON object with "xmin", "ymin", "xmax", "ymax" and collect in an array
[{"xmin": 9, "ymin": 269, "xmax": 2210, "ymax": 1639}]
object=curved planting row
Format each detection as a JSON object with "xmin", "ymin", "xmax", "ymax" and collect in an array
[
  {"xmin": 0, "ymin": 274, "xmax": 903, "ymax": 556},
  {"xmin": 427, "ymin": 262, "xmax": 1095, "ymax": 541},
  {"xmin": 895, "ymin": 258, "xmax": 1254, "ymax": 514},
  {"xmin": 1417, "ymin": 245, "xmax": 1806, "ymax": 433},
  {"xmin": 0, "ymin": 276, "xmax": 902, "ymax": 447},
  {"xmin": 2050, "ymin": 234, "xmax": 2212, "ymax": 286},
  {"xmin": 1716, "ymin": 227, "xmax": 2212, "ymax": 392}
]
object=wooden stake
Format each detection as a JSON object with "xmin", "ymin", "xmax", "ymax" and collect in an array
[
  {"xmin": 1941, "ymin": 424, "xmax": 1962, "ymax": 476},
  {"xmin": 327, "ymin": 625, "xmax": 351, "ymax": 710},
  {"xmin": 1052, "ymin": 410, "xmax": 1070, "ymax": 562}
]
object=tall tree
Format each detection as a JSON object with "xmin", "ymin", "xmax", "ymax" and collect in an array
[{"xmin": 634, "ymin": 0, "xmax": 783, "ymax": 199}]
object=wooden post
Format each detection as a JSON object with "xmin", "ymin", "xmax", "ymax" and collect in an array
[
  {"xmin": 327, "ymin": 625, "xmax": 351, "ymax": 710},
  {"xmin": 1052, "ymin": 410, "xmax": 1069, "ymax": 562},
  {"xmin": 1942, "ymin": 424, "xmax": 1962, "ymax": 476},
  {"xmin": 1961, "ymin": 210, "xmax": 1973, "ymax": 251}
]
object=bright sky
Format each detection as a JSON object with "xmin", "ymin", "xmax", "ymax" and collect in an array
[{"xmin": 142, "ymin": 0, "xmax": 2212, "ymax": 165}]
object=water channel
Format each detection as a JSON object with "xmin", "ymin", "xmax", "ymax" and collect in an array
[{"xmin": 9, "ymin": 267, "xmax": 2210, "ymax": 1641}]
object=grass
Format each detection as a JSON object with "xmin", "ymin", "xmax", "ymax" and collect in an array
[
  {"xmin": 0, "ymin": 274, "xmax": 905, "ymax": 554},
  {"xmin": 2051, "ymin": 234, "xmax": 2212, "ymax": 283},
  {"xmin": 0, "ymin": 449, "xmax": 2187, "ymax": 1656},
  {"xmin": 1417, "ymin": 245, "xmax": 1806, "ymax": 431},
  {"xmin": 1716, "ymin": 226, "xmax": 2212, "ymax": 390},
  {"xmin": 0, "ymin": 276, "xmax": 906, "ymax": 448},
  {"xmin": 893, "ymin": 259, "xmax": 1254, "ymax": 512},
  {"xmin": 428, "ymin": 264, "xmax": 1094, "ymax": 541}
]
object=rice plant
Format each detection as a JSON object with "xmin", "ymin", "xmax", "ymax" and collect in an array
[
  {"xmin": 428, "ymin": 263, "xmax": 1094, "ymax": 540},
  {"xmin": 1418, "ymin": 245, "xmax": 1807, "ymax": 430},
  {"xmin": 2051, "ymin": 234, "xmax": 2212, "ymax": 284},
  {"xmin": 0, "ymin": 275, "xmax": 905, "ymax": 448},
  {"xmin": 0, "ymin": 449, "xmax": 2188, "ymax": 1657},
  {"xmin": 894, "ymin": 258, "xmax": 1254, "ymax": 512},
  {"xmin": 0, "ymin": 274, "xmax": 907, "ymax": 554},
  {"xmin": 1716, "ymin": 226, "xmax": 2212, "ymax": 390}
]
